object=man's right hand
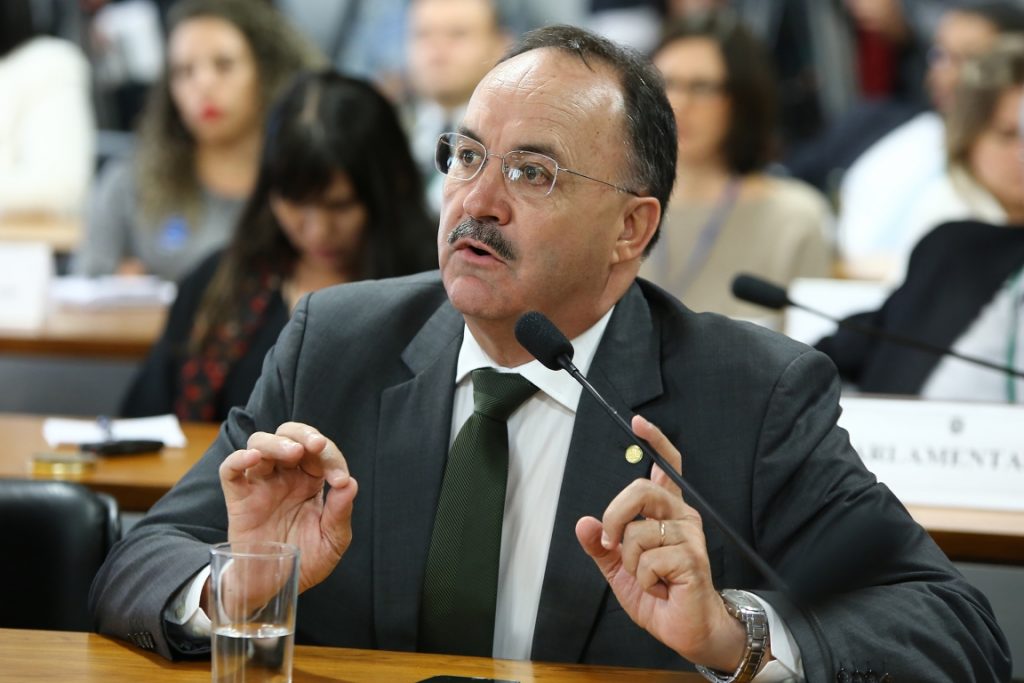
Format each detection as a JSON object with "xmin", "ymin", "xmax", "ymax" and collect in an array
[{"xmin": 219, "ymin": 422, "xmax": 358, "ymax": 594}]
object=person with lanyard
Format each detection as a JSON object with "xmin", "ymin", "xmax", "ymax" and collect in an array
[
  {"xmin": 639, "ymin": 11, "xmax": 833, "ymax": 329},
  {"xmin": 91, "ymin": 25, "xmax": 1010, "ymax": 683},
  {"xmin": 816, "ymin": 218, "xmax": 1024, "ymax": 402},
  {"xmin": 817, "ymin": 40, "xmax": 1024, "ymax": 403}
]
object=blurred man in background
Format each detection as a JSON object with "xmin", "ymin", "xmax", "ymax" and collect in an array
[{"xmin": 405, "ymin": 0, "xmax": 509, "ymax": 214}]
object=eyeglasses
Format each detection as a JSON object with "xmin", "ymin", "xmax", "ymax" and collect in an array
[
  {"xmin": 434, "ymin": 132, "xmax": 639, "ymax": 198},
  {"xmin": 927, "ymin": 46, "xmax": 971, "ymax": 69}
]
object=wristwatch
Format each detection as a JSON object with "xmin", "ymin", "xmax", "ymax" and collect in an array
[{"xmin": 695, "ymin": 589, "xmax": 770, "ymax": 683}]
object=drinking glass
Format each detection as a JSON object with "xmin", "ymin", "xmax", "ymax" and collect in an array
[{"xmin": 210, "ymin": 541, "xmax": 299, "ymax": 683}]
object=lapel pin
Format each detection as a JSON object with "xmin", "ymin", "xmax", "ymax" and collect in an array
[{"xmin": 625, "ymin": 444, "xmax": 643, "ymax": 464}]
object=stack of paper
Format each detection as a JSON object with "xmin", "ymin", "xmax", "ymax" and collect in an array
[
  {"xmin": 43, "ymin": 414, "xmax": 187, "ymax": 448},
  {"xmin": 50, "ymin": 275, "xmax": 176, "ymax": 309}
]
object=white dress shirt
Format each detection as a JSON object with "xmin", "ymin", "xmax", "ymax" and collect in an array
[
  {"xmin": 838, "ymin": 112, "xmax": 945, "ymax": 264},
  {"xmin": 453, "ymin": 313, "xmax": 801, "ymax": 680},
  {"xmin": 921, "ymin": 268, "xmax": 1024, "ymax": 402},
  {"xmin": 168, "ymin": 308, "xmax": 803, "ymax": 679}
]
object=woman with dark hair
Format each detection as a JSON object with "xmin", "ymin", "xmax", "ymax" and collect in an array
[
  {"xmin": 639, "ymin": 11, "xmax": 832, "ymax": 327},
  {"xmin": 74, "ymin": 0, "xmax": 320, "ymax": 281},
  {"xmin": 0, "ymin": 0, "xmax": 93, "ymax": 216},
  {"xmin": 122, "ymin": 70, "xmax": 437, "ymax": 421}
]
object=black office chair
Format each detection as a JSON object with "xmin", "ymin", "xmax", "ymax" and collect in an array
[{"xmin": 0, "ymin": 479, "xmax": 121, "ymax": 631}]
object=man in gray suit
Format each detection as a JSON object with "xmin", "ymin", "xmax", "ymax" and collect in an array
[{"xmin": 91, "ymin": 25, "xmax": 1010, "ymax": 682}]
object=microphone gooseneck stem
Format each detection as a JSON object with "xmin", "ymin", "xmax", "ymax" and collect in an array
[
  {"xmin": 804, "ymin": 303, "xmax": 1024, "ymax": 379},
  {"xmin": 560, "ymin": 356, "xmax": 790, "ymax": 594}
]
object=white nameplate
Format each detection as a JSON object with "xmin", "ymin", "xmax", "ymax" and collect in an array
[
  {"xmin": 838, "ymin": 396, "xmax": 1024, "ymax": 511},
  {"xmin": 0, "ymin": 241, "xmax": 53, "ymax": 330}
]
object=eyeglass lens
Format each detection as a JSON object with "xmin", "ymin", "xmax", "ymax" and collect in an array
[{"xmin": 435, "ymin": 133, "xmax": 559, "ymax": 196}]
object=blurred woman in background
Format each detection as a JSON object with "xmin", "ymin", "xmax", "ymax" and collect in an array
[
  {"xmin": 640, "ymin": 12, "xmax": 833, "ymax": 328},
  {"xmin": 75, "ymin": 0, "xmax": 319, "ymax": 281},
  {"xmin": 122, "ymin": 70, "xmax": 437, "ymax": 421},
  {"xmin": 888, "ymin": 35, "xmax": 1024, "ymax": 282},
  {"xmin": 0, "ymin": 0, "xmax": 93, "ymax": 217},
  {"xmin": 817, "ymin": 38, "xmax": 1024, "ymax": 403}
]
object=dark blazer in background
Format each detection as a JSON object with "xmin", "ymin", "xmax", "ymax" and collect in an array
[
  {"xmin": 90, "ymin": 271, "xmax": 1011, "ymax": 681},
  {"xmin": 817, "ymin": 220, "xmax": 1024, "ymax": 394},
  {"xmin": 120, "ymin": 251, "xmax": 289, "ymax": 420}
]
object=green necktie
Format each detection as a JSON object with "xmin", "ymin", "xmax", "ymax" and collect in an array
[{"xmin": 419, "ymin": 368, "xmax": 539, "ymax": 656}]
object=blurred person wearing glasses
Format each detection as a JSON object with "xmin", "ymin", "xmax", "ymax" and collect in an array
[
  {"xmin": 838, "ymin": 2, "xmax": 1024, "ymax": 281},
  {"xmin": 875, "ymin": 32, "xmax": 1024, "ymax": 283},
  {"xmin": 92, "ymin": 25, "xmax": 1009, "ymax": 682},
  {"xmin": 639, "ymin": 13, "xmax": 832, "ymax": 328},
  {"xmin": 819, "ymin": 39, "xmax": 1024, "ymax": 402},
  {"xmin": 119, "ymin": 70, "xmax": 436, "ymax": 423}
]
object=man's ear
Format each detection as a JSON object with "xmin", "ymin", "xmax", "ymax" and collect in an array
[{"xmin": 612, "ymin": 196, "xmax": 661, "ymax": 264}]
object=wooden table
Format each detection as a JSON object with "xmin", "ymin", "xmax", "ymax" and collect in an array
[
  {"xmin": 0, "ymin": 216, "xmax": 166, "ymax": 358},
  {"xmin": 0, "ymin": 304, "xmax": 166, "ymax": 359},
  {"xmin": 2, "ymin": 414, "xmax": 1022, "ymax": 564},
  {"xmin": 0, "ymin": 629, "xmax": 696, "ymax": 682},
  {"xmin": 907, "ymin": 505, "xmax": 1024, "ymax": 565},
  {"xmin": 0, "ymin": 214, "xmax": 82, "ymax": 253},
  {"xmin": 0, "ymin": 414, "xmax": 218, "ymax": 511}
]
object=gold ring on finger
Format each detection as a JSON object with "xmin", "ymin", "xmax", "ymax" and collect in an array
[{"xmin": 659, "ymin": 521, "xmax": 666, "ymax": 546}]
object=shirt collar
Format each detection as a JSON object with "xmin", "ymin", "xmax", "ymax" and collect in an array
[{"xmin": 455, "ymin": 307, "xmax": 616, "ymax": 413}]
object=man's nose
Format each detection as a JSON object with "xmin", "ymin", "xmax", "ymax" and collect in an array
[{"xmin": 461, "ymin": 155, "xmax": 512, "ymax": 224}]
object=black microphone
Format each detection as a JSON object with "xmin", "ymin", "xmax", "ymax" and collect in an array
[
  {"xmin": 731, "ymin": 273, "xmax": 1024, "ymax": 379},
  {"xmin": 514, "ymin": 311, "xmax": 788, "ymax": 593},
  {"xmin": 731, "ymin": 273, "xmax": 792, "ymax": 311}
]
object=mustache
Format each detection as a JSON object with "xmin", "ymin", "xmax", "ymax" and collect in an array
[{"xmin": 446, "ymin": 218, "xmax": 517, "ymax": 262}]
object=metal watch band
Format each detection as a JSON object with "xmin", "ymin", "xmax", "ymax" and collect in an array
[{"xmin": 695, "ymin": 589, "xmax": 770, "ymax": 683}]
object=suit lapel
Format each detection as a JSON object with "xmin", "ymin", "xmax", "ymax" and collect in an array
[
  {"xmin": 531, "ymin": 283, "xmax": 664, "ymax": 662},
  {"xmin": 372, "ymin": 302, "xmax": 463, "ymax": 651}
]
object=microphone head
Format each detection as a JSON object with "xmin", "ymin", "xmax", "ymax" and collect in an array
[
  {"xmin": 514, "ymin": 311, "xmax": 575, "ymax": 371},
  {"xmin": 731, "ymin": 274, "xmax": 792, "ymax": 311}
]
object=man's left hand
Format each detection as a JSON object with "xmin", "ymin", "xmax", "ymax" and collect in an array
[{"xmin": 576, "ymin": 415, "xmax": 753, "ymax": 672}]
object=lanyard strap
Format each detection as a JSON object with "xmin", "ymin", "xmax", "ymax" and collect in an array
[
  {"xmin": 1007, "ymin": 266, "xmax": 1024, "ymax": 403},
  {"xmin": 664, "ymin": 177, "xmax": 741, "ymax": 297}
]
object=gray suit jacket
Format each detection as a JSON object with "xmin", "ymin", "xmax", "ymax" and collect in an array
[{"xmin": 90, "ymin": 272, "xmax": 1010, "ymax": 681}]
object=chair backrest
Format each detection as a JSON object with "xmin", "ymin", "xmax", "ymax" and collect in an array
[{"xmin": 0, "ymin": 479, "xmax": 121, "ymax": 631}]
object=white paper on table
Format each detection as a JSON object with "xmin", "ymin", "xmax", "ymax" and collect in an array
[
  {"xmin": 49, "ymin": 275, "xmax": 176, "ymax": 309},
  {"xmin": 43, "ymin": 414, "xmax": 187, "ymax": 448},
  {"xmin": 0, "ymin": 241, "xmax": 53, "ymax": 330}
]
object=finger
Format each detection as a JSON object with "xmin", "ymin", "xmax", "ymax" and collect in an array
[
  {"xmin": 575, "ymin": 516, "xmax": 622, "ymax": 582},
  {"xmin": 275, "ymin": 422, "xmax": 327, "ymax": 454},
  {"xmin": 246, "ymin": 431, "xmax": 306, "ymax": 466},
  {"xmin": 620, "ymin": 519, "xmax": 664, "ymax": 576},
  {"xmin": 275, "ymin": 422, "xmax": 350, "ymax": 487},
  {"xmin": 244, "ymin": 456, "xmax": 278, "ymax": 480},
  {"xmin": 220, "ymin": 449, "xmax": 264, "ymax": 483},
  {"xmin": 635, "ymin": 546, "xmax": 698, "ymax": 599},
  {"xmin": 321, "ymin": 477, "xmax": 359, "ymax": 557},
  {"xmin": 632, "ymin": 415, "xmax": 682, "ymax": 497},
  {"xmin": 620, "ymin": 517, "xmax": 705, "ymax": 575},
  {"xmin": 637, "ymin": 540, "xmax": 716, "ymax": 605},
  {"xmin": 601, "ymin": 479, "xmax": 685, "ymax": 548}
]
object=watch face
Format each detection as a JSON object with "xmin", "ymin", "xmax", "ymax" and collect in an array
[{"xmin": 721, "ymin": 589, "xmax": 763, "ymax": 613}]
